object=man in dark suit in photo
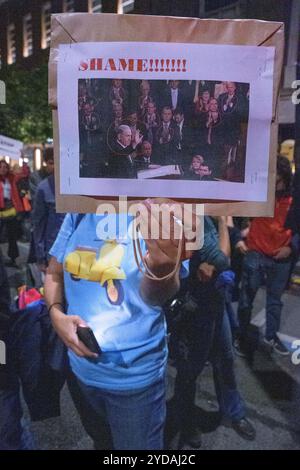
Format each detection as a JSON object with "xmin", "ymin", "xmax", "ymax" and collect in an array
[
  {"xmin": 124, "ymin": 111, "xmax": 147, "ymax": 145},
  {"xmin": 154, "ymin": 106, "xmax": 178, "ymax": 164},
  {"xmin": 161, "ymin": 80, "xmax": 185, "ymax": 112},
  {"xmin": 173, "ymin": 108, "xmax": 196, "ymax": 165},
  {"xmin": 134, "ymin": 141, "xmax": 162, "ymax": 174},
  {"xmin": 108, "ymin": 124, "xmax": 143, "ymax": 178}
]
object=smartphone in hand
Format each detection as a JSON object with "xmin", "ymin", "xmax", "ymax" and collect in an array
[{"xmin": 77, "ymin": 326, "xmax": 102, "ymax": 355}]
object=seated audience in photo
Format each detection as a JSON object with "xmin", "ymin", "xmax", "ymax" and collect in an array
[
  {"xmin": 185, "ymin": 154, "xmax": 212, "ymax": 180},
  {"xmin": 214, "ymin": 81, "xmax": 228, "ymax": 100},
  {"xmin": 82, "ymin": 112, "xmax": 101, "ymax": 133},
  {"xmin": 138, "ymin": 80, "xmax": 155, "ymax": 118},
  {"xmin": 161, "ymin": 80, "xmax": 185, "ymax": 112},
  {"xmin": 109, "ymin": 79, "xmax": 127, "ymax": 108},
  {"xmin": 194, "ymin": 89, "xmax": 211, "ymax": 117},
  {"xmin": 154, "ymin": 106, "xmax": 178, "ymax": 164},
  {"xmin": 124, "ymin": 111, "xmax": 146, "ymax": 146},
  {"xmin": 108, "ymin": 124, "xmax": 143, "ymax": 178},
  {"xmin": 218, "ymin": 81, "xmax": 248, "ymax": 143},
  {"xmin": 105, "ymin": 103, "xmax": 124, "ymax": 154},
  {"xmin": 134, "ymin": 141, "xmax": 161, "ymax": 172},
  {"xmin": 142, "ymin": 102, "xmax": 160, "ymax": 144},
  {"xmin": 197, "ymin": 98, "xmax": 224, "ymax": 177},
  {"xmin": 111, "ymin": 102, "xmax": 124, "ymax": 131},
  {"xmin": 217, "ymin": 82, "xmax": 249, "ymax": 176},
  {"xmin": 78, "ymin": 78, "xmax": 249, "ymax": 183},
  {"xmin": 173, "ymin": 108, "xmax": 196, "ymax": 165},
  {"xmin": 181, "ymin": 80, "xmax": 198, "ymax": 120}
]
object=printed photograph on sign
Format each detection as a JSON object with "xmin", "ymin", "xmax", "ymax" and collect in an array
[
  {"xmin": 57, "ymin": 41, "xmax": 274, "ymax": 202},
  {"xmin": 79, "ymin": 78, "xmax": 249, "ymax": 182}
]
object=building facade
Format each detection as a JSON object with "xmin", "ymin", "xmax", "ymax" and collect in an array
[{"xmin": 0, "ymin": 1, "xmax": 136, "ymax": 69}]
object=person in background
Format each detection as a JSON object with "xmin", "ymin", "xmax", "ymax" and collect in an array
[
  {"xmin": 29, "ymin": 148, "xmax": 54, "ymax": 202},
  {"xmin": 12, "ymin": 163, "xmax": 31, "ymax": 243},
  {"xmin": 169, "ymin": 217, "xmax": 255, "ymax": 448},
  {"xmin": 236, "ymin": 156, "xmax": 294, "ymax": 356},
  {"xmin": 0, "ymin": 251, "xmax": 35, "ymax": 450},
  {"xmin": 0, "ymin": 160, "xmax": 26, "ymax": 267},
  {"xmin": 32, "ymin": 166, "xmax": 65, "ymax": 276},
  {"xmin": 13, "ymin": 164, "xmax": 31, "ymax": 212},
  {"xmin": 27, "ymin": 148, "xmax": 55, "ymax": 284},
  {"xmin": 285, "ymin": 166, "xmax": 300, "ymax": 248}
]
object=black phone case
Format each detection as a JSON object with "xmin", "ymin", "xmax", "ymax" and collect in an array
[{"xmin": 77, "ymin": 326, "xmax": 102, "ymax": 355}]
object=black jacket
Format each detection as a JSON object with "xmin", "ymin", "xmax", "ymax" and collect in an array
[
  {"xmin": 0, "ymin": 252, "xmax": 11, "ymax": 389},
  {"xmin": 9, "ymin": 300, "xmax": 67, "ymax": 421}
]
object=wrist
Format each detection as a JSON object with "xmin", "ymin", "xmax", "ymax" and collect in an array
[
  {"xmin": 48, "ymin": 302, "xmax": 64, "ymax": 318},
  {"xmin": 145, "ymin": 253, "xmax": 177, "ymax": 278}
]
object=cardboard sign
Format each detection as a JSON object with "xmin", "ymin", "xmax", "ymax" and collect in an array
[{"xmin": 49, "ymin": 13, "xmax": 284, "ymax": 215}]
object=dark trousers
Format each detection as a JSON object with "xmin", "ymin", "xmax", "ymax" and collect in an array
[
  {"xmin": 0, "ymin": 217, "xmax": 20, "ymax": 261},
  {"xmin": 172, "ymin": 288, "xmax": 245, "ymax": 431},
  {"xmin": 212, "ymin": 310, "xmax": 245, "ymax": 421},
  {"xmin": 238, "ymin": 251, "xmax": 292, "ymax": 341},
  {"xmin": 67, "ymin": 371, "xmax": 166, "ymax": 450}
]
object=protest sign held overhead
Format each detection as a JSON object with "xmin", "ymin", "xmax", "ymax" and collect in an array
[{"xmin": 49, "ymin": 13, "xmax": 284, "ymax": 215}]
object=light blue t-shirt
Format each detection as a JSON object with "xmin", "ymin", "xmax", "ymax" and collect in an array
[{"xmin": 50, "ymin": 213, "xmax": 187, "ymax": 391}]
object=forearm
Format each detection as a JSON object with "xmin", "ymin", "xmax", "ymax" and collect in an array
[
  {"xmin": 44, "ymin": 257, "xmax": 65, "ymax": 319},
  {"xmin": 218, "ymin": 217, "xmax": 231, "ymax": 258}
]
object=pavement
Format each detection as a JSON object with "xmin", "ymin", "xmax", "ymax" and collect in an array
[{"xmin": 1, "ymin": 240, "xmax": 300, "ymax": 450}]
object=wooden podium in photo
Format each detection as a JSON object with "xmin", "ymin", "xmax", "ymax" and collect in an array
[{"xmin": 137, "ymin": 165, "xmax": 182, "ymax": 180}]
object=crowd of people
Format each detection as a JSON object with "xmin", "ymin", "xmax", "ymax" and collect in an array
[
  {"xmin": 0, "ymin": 151, "xmax": 299, "ymax": 450},
  {"xmin": 78, "ymin": 79, "xmax": 249, "ymax": 181}
]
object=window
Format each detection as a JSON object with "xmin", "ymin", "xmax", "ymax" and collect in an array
[
  {"xmin": 205, "ymin": 0, "xmax": 240, "ymax": 18},
  {"xmin": 63, "ymin": 0, "xmax": 75, "ymax": 12},
  {"xmin": 7, "ymin": 23, "xmax": 16, "ymax": 64},
  {"xmin": 120, "ymin": 0, "xmax": 135, "ymax": 14},
  {"xmin": 205, "ymin": 0, "xmax": 237, "ymax": 11},
  {"xmin": 23, "ymin": 13, "xmax": 33, "ymax": 57},
  {"xmin": 89, "ymin": 0, "xmax": 102, "ymax": 13},
  {"xmin": 41, "ymin": 2, "xmax": 51, "ymax": 49}
]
